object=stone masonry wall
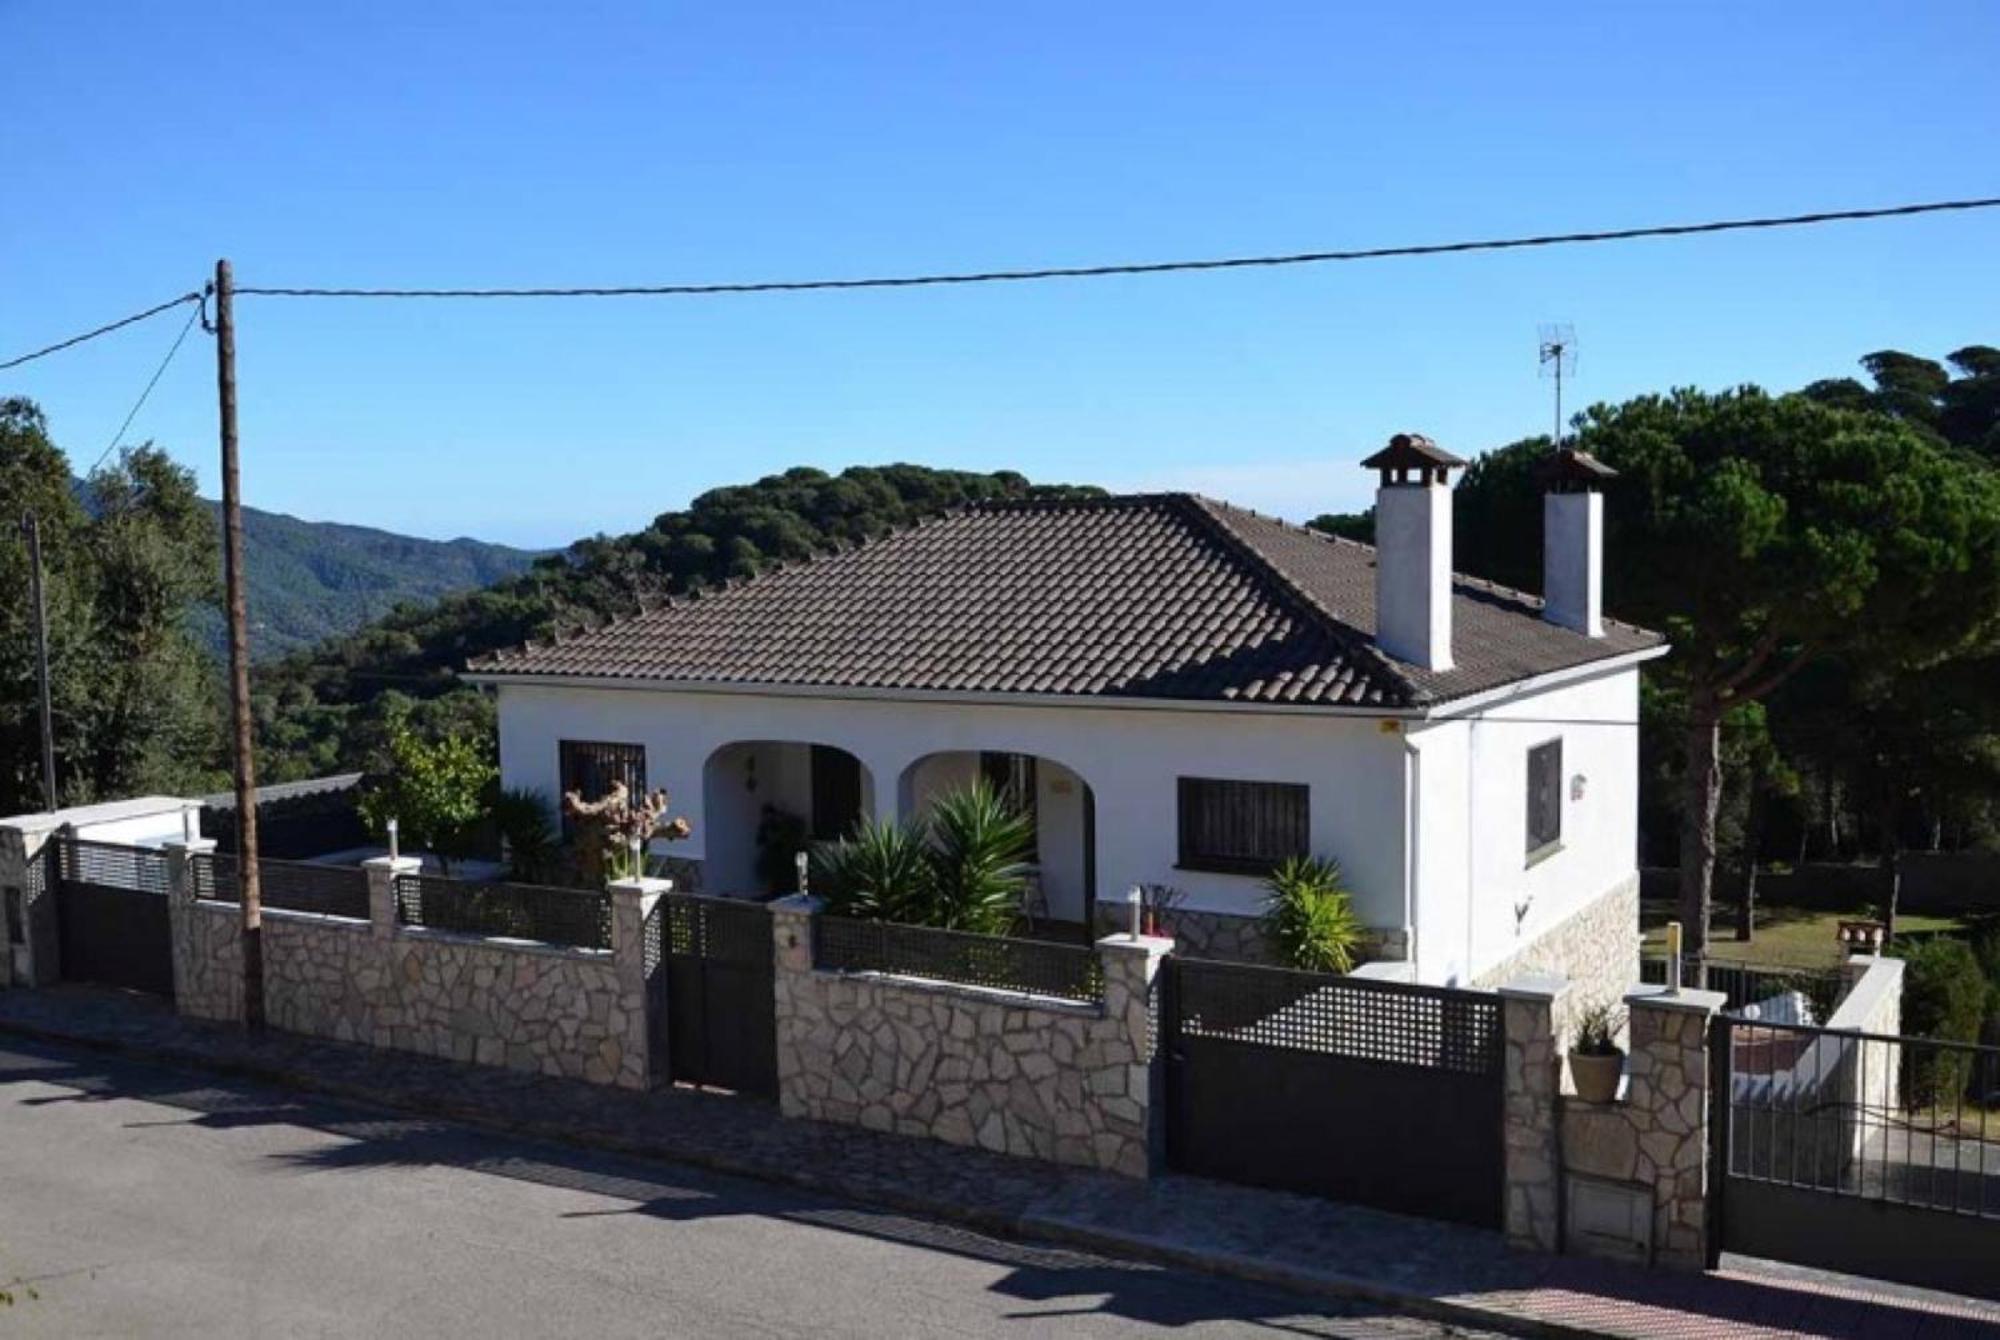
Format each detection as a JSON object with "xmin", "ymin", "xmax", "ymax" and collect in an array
[
  {"xmin": 1477, "ymin": 873, "xmax": 1639, "ymax": 1045},
  {"xmin": 1561, "ymin": 988, "xmax": 1722, "ymax": 1270},
  {"xmin": 774, "ymin": 898, "xmax": 1168, "ymax": 1176},
  {"xmin": 173, "ymin": 890, "xmax": 642, "ymax": 1088}
]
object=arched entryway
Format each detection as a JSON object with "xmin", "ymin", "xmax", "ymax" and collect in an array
[
  {"xmin": 897, "ymin": 750, "xmax": 1097, "ymax": 934},
  {"xmin": 702, "ymin": 741, "xmax": 874, "ymax": 895}
]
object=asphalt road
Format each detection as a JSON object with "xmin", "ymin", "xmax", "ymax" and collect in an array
[{"xmin": 0, "ymin": 1035, "xmax": 1504, "ymax": 1339}]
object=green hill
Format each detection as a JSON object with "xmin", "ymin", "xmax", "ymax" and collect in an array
[{"xmin": 193, "ymin": 504, "xmax": 545, "ymax": 660}]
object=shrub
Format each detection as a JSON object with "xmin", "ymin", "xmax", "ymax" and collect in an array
[
  {"xmin": 1898, "ymin": 937, "xmax": 1987, "ymax": 1107},
  {"xmin": 1261, "ymin": 855, "xmax": 1366, "ymax": 974},
  {"xmin": 754, "ymin": 806, "xmax": 811, "ymax": 894},
  {"xmin": 1572, "ymin": 1001, "xmax": 1625, "ymax": 1057},
  {"xmin": 490, "ymin": 787, "xmax": 559, "ymax": 883},
  {"xmin": 809, "ymin": 781, "xmax": 1033, "ymax": 934}
]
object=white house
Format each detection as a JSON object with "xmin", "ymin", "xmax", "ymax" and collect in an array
[{"xmin": 467, "ymin": 436, "xmax": 1665, "ymax": 1003}]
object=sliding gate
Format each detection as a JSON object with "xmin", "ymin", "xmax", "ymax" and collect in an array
[
  {"xmin": 54, "ymin": 838, "xmax": 175, "ymax": 998},
  {"xmin": 645, "ymin": 893, "xmax": 777, "ymax": 1099},
  {"xmin": 1715, "ymin": 1016, "xmax": 2000, "ymax": 1300},
  {"xmin": 1163, "ymin": 958, "xmax": 1504, "ymax": 1228}
]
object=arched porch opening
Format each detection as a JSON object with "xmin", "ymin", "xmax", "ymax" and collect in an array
[
  {"xmin": 702, "ymin": 741, "xmax": 874, "ymax": 895},
  {"xmin": 896, "ymin": 750, "xmax": 1098, "ymax": 936}
]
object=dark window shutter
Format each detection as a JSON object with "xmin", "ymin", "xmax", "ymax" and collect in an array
[
  {"xmin": 1175, "ymin": 777, "xmax": 1309, "ymax": 875},
  {"xmin": 1526, "ymin": 740, "xmax": 1563, "ymax": 855}
]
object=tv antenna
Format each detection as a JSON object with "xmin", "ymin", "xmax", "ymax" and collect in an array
[{"xmin": 1538, "ymin": 324, "xmax": 1577, "ymax": 448}]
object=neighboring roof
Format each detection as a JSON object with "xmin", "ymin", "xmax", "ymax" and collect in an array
[
  {"xmin": 468, "ymin": 494, "xmax": 1663, "ymax": 710},
  {"xmin": 201, "ymin": 772, "xmax": 364, "ymax": 812}
]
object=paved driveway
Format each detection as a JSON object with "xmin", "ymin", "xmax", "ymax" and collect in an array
[{"xmin": 0, "ymin": 1036, "xmax": 1501, "ymax": 1339}]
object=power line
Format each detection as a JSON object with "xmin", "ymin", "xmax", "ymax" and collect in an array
[
  {"xmin": 85, "ymin": 299, "xmax": 207, "ymax": 477},
  {"xmin": 233, "ymin": 195, "xmax": 2000, "ymax": 300},
  {"xmin": 0, "ymin": 291, "xmax": 204, "ymax": 371}
]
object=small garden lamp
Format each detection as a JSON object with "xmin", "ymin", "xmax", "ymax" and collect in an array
[
  {"xmin": 386, "ymin": 817, "xmax": 399, "ymax": 864},
  {"xmin": 795, "ymin": 850, "xmax": 809, "ymax": 897},
  {"xmin": 1664, "ymin": 920, "xmax": 1683, "ymax": 994}
]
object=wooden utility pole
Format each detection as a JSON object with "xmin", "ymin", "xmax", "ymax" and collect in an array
[
  {"xmin": 21, "ymin": 512, "xmax": 57, "ymax": 811},
  {"xmin": 214, "ymin": 259, "xmax": 265, "ymax": 1030}
]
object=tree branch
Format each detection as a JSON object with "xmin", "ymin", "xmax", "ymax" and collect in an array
[{"xmin": 1726, "ymin": 645, "xmax": 1815, "ymax": 704}]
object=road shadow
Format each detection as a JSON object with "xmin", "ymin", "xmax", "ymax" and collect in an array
[{"xmin": 0, "ymin": 1035, "xmax": 1434, "ymax": 1337}]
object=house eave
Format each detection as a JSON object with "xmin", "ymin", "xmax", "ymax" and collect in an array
[{"xmin": 460, "ymin": 644, "xmax": 1669, "ymax": 720}]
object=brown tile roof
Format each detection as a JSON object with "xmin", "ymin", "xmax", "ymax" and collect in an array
[{"xmin": 468, "ymin": 494, "xmax": 1663, "ymax": 709}]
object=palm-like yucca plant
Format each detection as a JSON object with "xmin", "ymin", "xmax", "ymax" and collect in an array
[
  {"xmin": 811, "ymin": 817, "xmax": 933, "ymax": 922},
  {"xmin": 809, "ymin": 780, "xmax": 1033, "ymax": 934},
  {"xmin": 924, "ymin": 781, "xmax": 1035, "ymax": 935},
  {"xmin": 1262, "ymin": 854, "xmax": 1366, "ymax": 974}
]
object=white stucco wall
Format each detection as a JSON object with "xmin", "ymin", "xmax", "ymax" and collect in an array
[
  {"xmin": 493, "ymin": 683, "xmax": 1412, "ymax": 928},
  {"xmin": 1407, "ymin": 665, "xmax": 1641, "ymax": 985}
]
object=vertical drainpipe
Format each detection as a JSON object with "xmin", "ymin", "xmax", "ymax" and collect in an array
[{"xmin": 1402, "ymin": 734, "xmax": 1421, "ymax": 977}]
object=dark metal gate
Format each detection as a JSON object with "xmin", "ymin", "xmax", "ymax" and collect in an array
[
  {"xmin": 647, "ymin": 894, "xmax": 777, "ymax": 1099},
  {"xmin": 1163, "ymin": 957, "xmax": 1504, "ymax": 1228},
  {"xmin": 55, "ymin": 838, "xmax": 175, "ymax": 998},
  {"xmin": 1714, "ymin": 1016, "xmax": 2000, "ymax": 1300}
]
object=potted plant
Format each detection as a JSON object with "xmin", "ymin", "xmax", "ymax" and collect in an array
[{"xmin": 1569, "ymin": 1001, "xmax": 1626, "ymax": 1103}]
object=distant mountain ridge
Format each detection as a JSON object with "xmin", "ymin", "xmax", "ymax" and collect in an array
[
  {"xmin": 72, "ymin": 477, "xmax": 545, "ymax": 659},
  {"xmin": 199, "ymin": 502, "xmax": 546, "ymax": 659}
]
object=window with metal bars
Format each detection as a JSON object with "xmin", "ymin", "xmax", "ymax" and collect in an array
[
  {"xmin": 559, "ymin": 740, "xmax": 647, "ymax": 833},
  {"xmin": 1176, "ymin": 777, "xmax": 1308, "ymax": 876},
  {"xmin": 1526, "ymin": 739, "xmax": 1563, "ymax": 860}
]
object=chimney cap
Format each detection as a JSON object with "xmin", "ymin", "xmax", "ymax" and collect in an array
[
  {"xmin": 1540, "ymin": 446, "xmax": 1618, "ymax": 493},
  {"xmin": 1362, "ymin": 432, "xmax": 1466, "ymax": 486}
]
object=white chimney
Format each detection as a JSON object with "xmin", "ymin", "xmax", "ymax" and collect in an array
[
  {"xmin": 1541, "ymin": 448, "xmax": 1616, "ymax": 637},
  {"xmin": 1363, "ymin": 433, "xmax": 1464, "ymax": 671}
]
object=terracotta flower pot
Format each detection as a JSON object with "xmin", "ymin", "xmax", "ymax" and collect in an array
[{"xmin": 1569, "ymin": 1049, "xmax": 1625, "ymax": 1104}]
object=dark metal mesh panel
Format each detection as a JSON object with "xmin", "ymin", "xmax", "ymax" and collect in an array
[
  {"xmin": 1642, "ymin": 955, "xmax": 1845, "ymax": 1021},
  {"xmin": 394, "ymin": 874, "xmax": 610, "ymax": 950},
  {"xmin": 1725, "ymin": 1018, "xmax": 2000, "ymax": 1220},
  {"xmin": 663, "ymin": 894, "xmax": 773, "ymax": 968},
  {"xmin": 191, "ymin": 854, "xmax": 371, "ymax": 920},
  {"xmin": 813, "ymin": 916, "xmax": 1103, "ymax": 1004},
  {"xmin": 1172, "ymin": 959, "xmax": 1501, "ymax": 1076},
  {"xmin": 643, "ymin": 897, "xmax": 667, "ymax": 976},
  {"xmin": 56, "ymin": 838, "xmax": 170, "ymax": 895}
]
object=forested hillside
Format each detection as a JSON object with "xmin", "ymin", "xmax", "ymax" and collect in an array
[
  {"xmin": 252, "ymin": 464, "xmax": 1104, "ymax": 780},
  {"xmin": 194, "ymin": 505, "xmax": 542, "ymax": 659}
]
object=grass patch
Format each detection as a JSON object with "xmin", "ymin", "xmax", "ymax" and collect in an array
[{"xmin": 1640, "ymin": 902, "xmax": 1970, "ymax": 968}]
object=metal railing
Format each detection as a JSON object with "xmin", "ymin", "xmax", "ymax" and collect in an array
[
  {"xmin": 813, "ymin": 916, "xmax": 1103, "ymax": 1004},
  {"xmin": 1723, "ymin": 1017, "xmax": 2000, "ymax": 1219},
  {"xmin": 1642, "ymin": 954, "xmax": 1845, "ymax": 1022},
  {"xmin": 394, "ymin": 873, "xmax": 611, "ymax": 951},
  {"xmin": 191, "ymin": 853, "xmax": 371, "ymax": 920},
  {"xmin": 55, "ymin": 838, "xmax": 171, "ymax": 895}
]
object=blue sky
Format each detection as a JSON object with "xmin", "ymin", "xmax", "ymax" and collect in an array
[{"xmin": 4, "ymin": 1, "xmax": 1996, "ymax": 548}]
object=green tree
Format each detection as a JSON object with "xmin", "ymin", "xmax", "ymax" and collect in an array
[
  {"xmin": 356, "ymin": 722, "xmax": 496, "ymax": 872},
  {"xmin": 0, "ymin": 398, "xmax": 90, "ymax": 813},
  {"xmin": 76, "ymin": 446, "xmax": 223, "ymax": 800},
  {"xmin": 1453, "ymin": 390, "xmax": 2000, "ymax": 956}
]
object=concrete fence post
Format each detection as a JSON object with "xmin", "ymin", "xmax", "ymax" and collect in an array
[
  {"xmin": 362, "ymin": 855, "xmax": 421, "ymax": 942},
  {"xmin": 0, "ymin": 818, "xmax": 64, "ymax": 988},
  {"xmin": 162, "ymin": 837, "xmax": 217, "ymax": 1006},
  {"xmin": 607, "ymin": 876, "xmax": 669, "ymax": 1091},
  {"xmin": 1623, "ymin": 984, "xmax": 1725, "ymax": 1270},
  {"xmin": 768, "ymin": 893, "xmax": 820, "ymax": 1118},
  {"xmin": 1095, "ymin": 930, "xmax": 1173, "ymax": 1177},
  {"xmin": 1501, "ymin": 973, "xmax": 1569, "ymax": 1252}
]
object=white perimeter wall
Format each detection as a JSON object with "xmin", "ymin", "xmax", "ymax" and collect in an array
[
  {"xmin": 1407, "ymin": 665, "xmax": 1640, "ymax": 986},
  {"xmin": 494, "ymin": 684, "xmax": 1411, "ymax": 928}
]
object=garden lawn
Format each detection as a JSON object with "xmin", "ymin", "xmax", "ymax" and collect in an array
[{"xmin": 1639, "ymin": 902, "xmax": 1969, "ymax": 969}]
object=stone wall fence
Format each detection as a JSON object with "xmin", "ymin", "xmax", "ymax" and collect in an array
[
  {"xmin": 771, "ymin": 895, "xmax": 1170, "ymax": 1177},
  {"xmin": 165, "ymin": 839, "xmax": 656, "ymax": 1090}
]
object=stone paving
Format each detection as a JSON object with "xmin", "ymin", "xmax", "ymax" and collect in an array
[{"xmin": 3, "ymin": 985, "xmax": 1999, "ymax": 1340}]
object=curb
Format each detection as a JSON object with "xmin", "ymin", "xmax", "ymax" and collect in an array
[{"xmin": 0, "ymin": 1014, "xmax": 1576, "ymax": 1338}]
